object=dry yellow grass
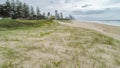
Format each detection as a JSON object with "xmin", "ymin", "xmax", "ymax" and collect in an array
[
  {"xmin": 59, "ymin": 20, "xmax": 120, "ymax": 40},
  {"xmin": 0, "ymin": 20, "xmax": 120, "ymax": 68}
]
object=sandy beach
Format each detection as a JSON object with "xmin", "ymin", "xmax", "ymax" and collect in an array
[{"xmin": 58, "ymin": 20, "xmax": 120, "ymax": 40}]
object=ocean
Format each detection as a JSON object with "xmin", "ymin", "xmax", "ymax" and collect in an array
[{"xmin": 93, "ymin": 20, "xmax": 120, "ymax": 26}]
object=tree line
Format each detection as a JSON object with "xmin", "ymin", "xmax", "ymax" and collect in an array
[{"xmin": 0, "ymin": 0, "xmax": 74, "ymax": 20}]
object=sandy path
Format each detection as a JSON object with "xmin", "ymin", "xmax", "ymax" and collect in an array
[{"xmin": 58, "ymin": 20, "xmax": 120, "ymax": 40}]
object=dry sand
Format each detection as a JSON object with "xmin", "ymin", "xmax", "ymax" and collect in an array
[{"xmin": 58, "ymin": 20, "xmax": 120, "ymax": 40}]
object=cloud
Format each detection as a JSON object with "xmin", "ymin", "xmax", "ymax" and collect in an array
[
  {"xmin": 64, "ymin": 0, "xmax": 70, "ymax": 3},
  {"xmin": 108, "ymin": 0, "xmax": 120, "ymax": 4},
  {"xmin": 72, "ymin": 8, "xmax": 110, "ymax": 15},
  {"xmin": 81, "ymin": 4, "xmax": 92, "ymax": 8},
  {"xmin": 75, "ymin": 8, "xmax": 120, "ymax": 20}
]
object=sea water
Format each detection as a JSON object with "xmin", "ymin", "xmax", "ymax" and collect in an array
[{"xmin": 92, "ymin": 20, "xmax": 120, "ymax": 26}]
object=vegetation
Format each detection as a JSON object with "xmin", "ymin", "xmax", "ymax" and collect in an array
[
  {"xmin": 0, "ymin": 19, "xmax": 120, "ymax": 68},
  {"xmin": 0, "ymin": 19, "xmax": 54, "ymax": 30},
  {"xmin": 0, "ymin": 0, "xmax": 74, "ymax": 20}
]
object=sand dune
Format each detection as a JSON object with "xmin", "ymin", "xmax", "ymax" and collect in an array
[
  {"xmin": 58, "ymin": 20, "xmax": 120, "ymax": 40},
  {"xmin": 0, "ymin": 20, "xmax": 120, "ymax": 68}
]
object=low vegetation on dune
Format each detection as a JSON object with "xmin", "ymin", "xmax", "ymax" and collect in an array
[
  {"xmin": 0, "ymin": 19, "xmax": 54, "ymax": 30},
  {"xmin": 0, "ymin": 19, "xmax": 120, "ymax": 68}
]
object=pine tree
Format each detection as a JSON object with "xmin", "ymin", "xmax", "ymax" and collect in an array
[
  {"xmin": 5, "ymin": 0, "xmax": 11, "ymax": 17},
  {"xmin": 22, "ymin": 3, "xmax": 30, "ymax": 19},
  {"xmin": 11, "ymin": 0, "xmax": 15, "ymax": 11},
  {"xmin": 36, "ymin": 7, "xmax": 40, "ymax": 16},
  {"xmin": 57, "ymin": 13, "xmax": 60, "ymax": 20},
  {"xmin": 55, "ymin": 10, "xmax": 58, "ymax": 20},
  {"xmin": 11, "ymin": 0, "xmax": 16, "ymax": 19},
  {"xmin": 16, "ymin": 1, "xmax": 23, "ymax": 18},
  {"xmin": 47, "ymin": 12, "xmax": 51, "ymax": 19},
  {"xmin": 2, "ymin": 4, "xmax": 9, "ymax": 17},
  {"xmin": 69, "ymin": 14, "xmax": 72, "ymax": 20},
  {"xmin": 0, "ymin": 4, "xmax": 4, "ymax": 17},
  {"xmin": 47, "ymin": 12, "xmax": 50, "ymax": 17},
  {"xmin": 30, "ymin": 6, "xmax": 35, "ymax": 19},
  {"xmin": 0, "ymin": 0, "xmax": 12, "ymax": 18},
  {"xmin": 60, "ymin": 12, "xmax": 63, "ymax": 19},
  {"xmin": 43, "ymin": 12, "xmax": 46, "ymax": 17},
  {"xmin": 36, "ymin": 6, "xmax": 41, "ymax": 19},
  {"xmin": 0, "ymin": 0, "xmax": 74, "ymax": 20}
]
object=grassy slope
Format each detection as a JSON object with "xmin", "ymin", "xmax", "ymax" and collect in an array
[{"xmin": 0, "ymin": 19, "xmax": 120, "ymax": 68}]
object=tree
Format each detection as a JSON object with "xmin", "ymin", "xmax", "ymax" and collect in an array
[
  {"xmin": 47, "ymin": 12, "xmax": 50, "ymax": 17},
  {"xmin": 69, "ymin": 14, "xmax": 72, "ymax": 20},
  {"xmin": 30, "ymin": 6, "xmax": 35, "ymax": 19},
  {"xmin": 36, "ymin": 7, "xmax": 40, "ymax": 16},
  {"xmin": 0, "ymin": 0, "xmax": 12, "ymax": 18},
  {"xmin": 57, "ymin": 13, "xmax": 60, "ymax": 20},
  {"xmin": 5, "ymin": 0, "xmax": 11, "ymax": 17},
  {"xmin": 11, "ymin": 0, "xmax": 15, "ymax": 10},
  {"xmin": 60, "ymin": 12, "xmax": 63, "ymax": 19},
  {"xmin": 36, "ymin": 6, "xmax": 41, "ymax": 19},
  {"xmin": 0, "ymin": 4, "xmax": 4, "ymax": 17},
  {"xmin": 43, "ymin": 12, "xmax": 46, "ymax": 17},
  {"xmin": 22, "ymin": 3, "xmax": 30, "ymax": 19},
  {"xmin": 16, "ymin": 1, "xmax": 23, "ymax": 18},
  {"xmin": 47, "ymin": 12, "xmax": 51, "ymax": 19},
  {"xmin": 10, "ymin": 0, "xmax": 16, "ymax": 19},
  {"xmin": 55, "ymin": 10, "xmax": 58, "ymax": 20},
  {"xmin": 2, "ymin": 4, "xmax": 9, "ymax": 17},
  {"xmin": 0, "ymin": 0, "xmax": 74, "ymax": 20}
]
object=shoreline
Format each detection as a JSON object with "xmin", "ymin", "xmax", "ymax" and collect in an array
[
  {"xmin": 76, "ymin": 20, "xmax": 120, "ymax": 27},
  {"xmin": 59, "ymin": 20, "xmax": 120, "ymax": 40}
]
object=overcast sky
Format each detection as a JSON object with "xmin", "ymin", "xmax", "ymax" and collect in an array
[{"xmin": 1, "ymin": 0, "xmax": 120, "ymax": 20}]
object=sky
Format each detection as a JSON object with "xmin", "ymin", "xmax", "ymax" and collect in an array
[{"xmin": 1, "ymin": 0, "xmax": 120, "ymax": 20}]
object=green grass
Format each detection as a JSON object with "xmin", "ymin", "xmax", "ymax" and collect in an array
[
  {"xmin": 0, "ymin": 19, "xmax": 54, "ymax": 30},
  {"xmin": 0, "ymin": 19, "xmax": 120, "ymax": 68},
  {"xmin": 60, "ymin": 20, "xmax": 73, "ymax": 23}
]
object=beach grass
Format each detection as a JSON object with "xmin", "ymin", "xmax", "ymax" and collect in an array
[{"xmin": 0, "ymin": 19, "xmax": 120, "ymax": 68}]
